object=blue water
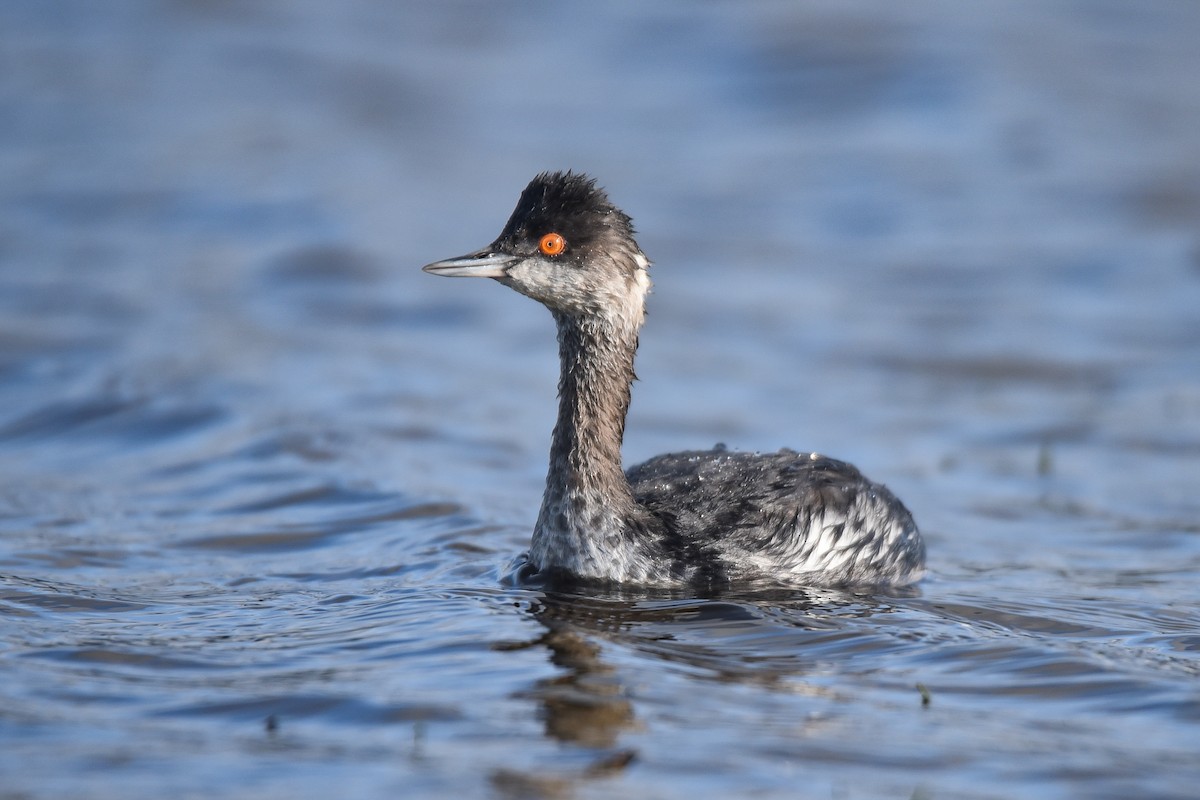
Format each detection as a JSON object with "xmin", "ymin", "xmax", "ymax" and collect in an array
[{"xmin": 3, "ymin": 1, "xmax": 1200, "ymax": 797}]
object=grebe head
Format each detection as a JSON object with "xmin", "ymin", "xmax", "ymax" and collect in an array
[{"xmin": 423, "ymin": 171, "xmax": 651, "ymax": 326}]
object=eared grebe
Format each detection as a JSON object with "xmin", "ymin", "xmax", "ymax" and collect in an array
[{"xmin": 423, "ymin": 171, "xmax": 924, "ymax": 588}]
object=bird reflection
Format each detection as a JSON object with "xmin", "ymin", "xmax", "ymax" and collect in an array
[
  {"xmin": 490, "ymin": 583, "xmax": 907, "ymax": 797},
  {"xmin": 520, "ymin": 624, "xmax": 635, "ymax": 748},
  {"xmin": 490, "ymin": 593, "xmax": 643, "ymax": 798},
  {"xmin": 494, "ymin": 593, "xmax": 644, "ymax": 750}
]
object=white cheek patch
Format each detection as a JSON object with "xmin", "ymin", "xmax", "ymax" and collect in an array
[
  {"xmin": 633, "ymin": 255, "xmax": 651, "ymax": 296},
  {"xmin": 626, "ymin": 252, "xmax": 652, "ymax": 326}
]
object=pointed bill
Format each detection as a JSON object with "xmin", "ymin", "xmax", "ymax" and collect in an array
[{"xmin": 422, "ymin": 250, "xmax": 518, "ymax": 278}]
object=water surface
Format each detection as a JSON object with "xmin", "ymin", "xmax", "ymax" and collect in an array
[{"xmin": 2, "ymin": 1, "xmax": 1199, "ymax": 797}]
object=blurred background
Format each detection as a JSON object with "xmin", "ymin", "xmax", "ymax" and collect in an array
[{"xmin": 2, "ymin": 1, "xmax": 1199, "ymax": 798}]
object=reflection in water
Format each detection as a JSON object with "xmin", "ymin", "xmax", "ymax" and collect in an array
[
  {"xmin": 490, "ymin": 595, "xmax": 641, "ymax": 797},
  {"xmin": 489, "ymin": 586, "xmax": 898, "ymax": 797},
  {"xmin": 517, "ymin": 624, "xmax": 635, "ymax": 749},
  {"xmin": 491, "ymin": 750, "xmax": 635, "ymax": 800}
]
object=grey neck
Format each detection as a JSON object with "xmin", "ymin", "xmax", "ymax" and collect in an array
[{"xmin": 531, "ymin": 311, "xmax": 641, "ymax": 571}]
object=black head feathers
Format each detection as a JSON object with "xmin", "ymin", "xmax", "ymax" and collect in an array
[{"xmin": 494, "ymin": 171, "xmax": 637, "ymax": 257}]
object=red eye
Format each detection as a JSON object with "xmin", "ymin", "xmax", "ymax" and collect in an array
[{"xmin": 538, "ymin": 232, "xmax": 566, "ymax": 256}]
